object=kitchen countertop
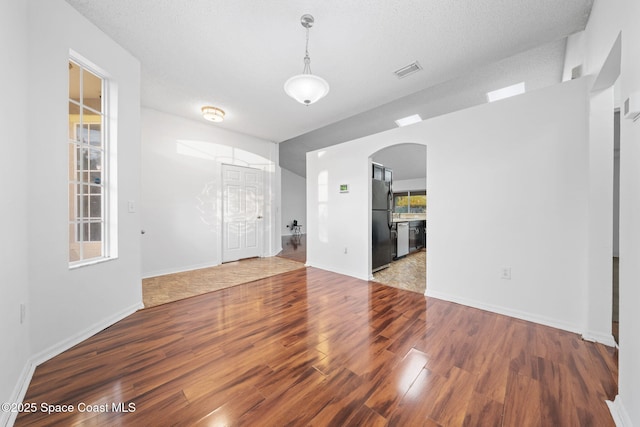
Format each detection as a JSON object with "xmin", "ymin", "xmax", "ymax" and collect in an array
[{"xmin": 392, "ymin": 214, "xmax": 426, "ymax": 223}]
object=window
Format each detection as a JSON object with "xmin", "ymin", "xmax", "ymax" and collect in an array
[
  {"xmin": 68, "ymin": 59, "xmax": 110, "ymax": 266},
  {"xmin": 394, "ymin": 191, "xmax": 426, "ymax": 213},
  {"xmin": 487, "ymin": 82, "xmax": 525, "ymax": 103}
]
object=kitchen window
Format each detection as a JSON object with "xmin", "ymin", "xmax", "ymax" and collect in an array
[
  {"xmin": 394, "ymin": 191, "xmax": 426, "ymax": 213},
  {"xmin": 68, "ymin": 58, "xmax": 112, "ymax": 266}
]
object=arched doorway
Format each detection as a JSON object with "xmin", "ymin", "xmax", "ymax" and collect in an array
[{"xmin": 370, "ymin": 143, "xmax": 427, "ymax": 293}]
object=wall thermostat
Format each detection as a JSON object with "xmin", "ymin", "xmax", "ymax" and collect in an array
[{"xmin": 624, "ymin": 91, "xmax": 640, "ymax": 121}]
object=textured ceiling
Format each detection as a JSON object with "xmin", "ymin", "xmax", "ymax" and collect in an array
[
  {"xmin": 281, "ymin": 37, "xmax": 569, "ymax": 177},
  {"xmin": 65, "ymin": 0, "xmax": 593, "ymax": 177}
]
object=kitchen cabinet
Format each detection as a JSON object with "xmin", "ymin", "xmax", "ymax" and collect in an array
[{"xmin": 409, "ymin": 220, "xmax": 425, "ymax": 253}]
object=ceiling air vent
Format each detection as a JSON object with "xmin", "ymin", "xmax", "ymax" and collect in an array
[{"xmin": 393, "ymin": 61, "xmax": 423, "ymax": 79}]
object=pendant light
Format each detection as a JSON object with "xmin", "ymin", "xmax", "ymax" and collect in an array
[{"xmin": 284, "ymin": 14, "xmax": 330, "ymax": 106}]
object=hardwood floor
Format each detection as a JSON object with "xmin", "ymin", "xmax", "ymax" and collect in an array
[
  {"xmin": 278, "ymin": 234, "xmax": 306, "ymax": 263},
  {"xmin": 16, "ymin": 268, "xmax": 617, "ymax": 426}
]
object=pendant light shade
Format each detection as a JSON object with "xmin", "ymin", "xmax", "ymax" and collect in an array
[
  {"xmin": 284, "ymin": 74, "xmax": 330, "ymax": 105},
  {"xmin": 285, "ymin": 14, "xmax": 329, "ymax": 106}
]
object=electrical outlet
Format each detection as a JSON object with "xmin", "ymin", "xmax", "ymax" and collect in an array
[
  {"xmin": 128, "ymin": 200, "xmax": 136, "ymax": 213},
  {"xmin": 344, "ymin": 247, "xmax": 348, "ymax": 254},
  {"xmin": 500, "ymin": 267, "xmax": 512, "ymax": 280}
]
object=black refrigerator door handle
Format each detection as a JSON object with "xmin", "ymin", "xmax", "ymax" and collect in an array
[{"xmin": 387, "ymin": 190, "xmax": 393, "ymax": 228}]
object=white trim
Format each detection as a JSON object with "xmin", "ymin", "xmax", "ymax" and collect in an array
[
  {"xmin": 2, "ymin": 302, "xmax": 141, "ymax": 427},
  {"xmin": 305, "ymin": 263, "xmax": 369, "ymax": 282},
  {"xmin": 1, "ymin": 361, "xmax": 36, "ymax": 427},
  {"xmin": 68, "ymin": 54, "xmax": 111, "ymax": 266},
  {"xmin": 425, "ymin": 288, "xmax": 582, "ymax": 335},
  {"xmin": 581, "ymin": 331, "xmax": 618, "ymax": 348},
  {"xmin": 31, "ymin": 302, "xmax": 143, "ymax": 366},
  {"xmin": 142, "ymin": 261, "xmax": 221, "ymax": 280},
  {"xmin": 606, "ymin": 395, "xmax": 632, "ymax": 427}
]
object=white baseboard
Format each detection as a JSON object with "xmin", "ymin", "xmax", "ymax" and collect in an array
[
  {"xmin": 304, "ymin": 262, "xmax": 369, "ymax": 282},
  {"xmin": 428, "ymin": 290, "xmax": 616, "ymax": 348},
  {"xmin": 425, "ymin": 288, "xmax": 582, "ymax": 335},
  {"xmin": 581, "ymin": 331, "xmax": 618, "ymax": 348},
  {"xmin": 1, "ymin": 302, "xmax": 143, "ymax": 427},
  {"xmin": 607, "ymin": 395, "xmax": 632, "ymax": 426},
  {"xmin": 31, "ymin": 302, "xmax": 143, "ymax": 366},
  {"xmin": 142, "ymin": 262, "xmax": 220, "ymax": 279},
  {"xmin": 1, "ymin": 361, "xmax": 36, "ymax": 427},
  {"xmin": 142, "ymin": 249, "xmax": 289, "ymax": 279}
]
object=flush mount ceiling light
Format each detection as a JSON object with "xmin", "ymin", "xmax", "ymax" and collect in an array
[
  {"xmin": 201, "ymin": 106, "xmax": 225, "ymax": 122},
  {"xmin": 284, "ymin": 14, "xmax": 330, "ymax": 106}
]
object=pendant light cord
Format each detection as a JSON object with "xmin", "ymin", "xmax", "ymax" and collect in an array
[{"xmin": 303, "ymin": 26, "xmax": 312, "ymax": 74}]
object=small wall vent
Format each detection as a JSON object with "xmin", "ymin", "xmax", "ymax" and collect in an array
[{"xmin": 393, "ymin": 61, "xmax": 422, "ymax": 79}]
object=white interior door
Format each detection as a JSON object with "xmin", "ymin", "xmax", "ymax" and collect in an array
[{"xmin": 222, "ymin": 164, "xmax": 264, "ymax": 262}]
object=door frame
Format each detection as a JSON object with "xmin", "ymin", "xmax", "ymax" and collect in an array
[{"xmin": 221, "ymin": 163, "xmax": 265, "ymax": 263}]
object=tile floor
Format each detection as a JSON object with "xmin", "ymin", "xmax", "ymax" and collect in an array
[
  {"xmin": 142, "ymin": 256, "xmax": 305, "ymax": 308},
  {"xmin": 373, "ymin": 250, "xmax": 426, "ymax": 294},
  {"xmin": 142, "ymin": 235, "xmax": 426, "ymax": 308}
]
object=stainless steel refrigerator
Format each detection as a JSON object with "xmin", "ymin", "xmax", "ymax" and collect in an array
[{"xmin": 372, "ymin": 163, "xmax": 393, "ymax": 272}]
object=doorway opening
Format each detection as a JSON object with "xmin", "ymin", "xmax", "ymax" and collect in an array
[
  {"xmin": 370, "ymin": 143, "xmax": 427, "ymax": 293},
  {"xmin": 612, "ymin": 109, "xmax": 620, "ymax": 343}
]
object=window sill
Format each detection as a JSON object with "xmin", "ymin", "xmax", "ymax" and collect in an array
[{"xmin": 69, "ymin": 256, "xmax": 118, "ymax": 270}]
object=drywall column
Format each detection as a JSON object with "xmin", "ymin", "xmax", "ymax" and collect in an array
[
  {"xmin": 0, "ymin": 1, "xmax": 31, "ymax": 424},
  {"xmin": 564, "ymin": 0, "xmax": 640, "ymax": 422},
  {"xmin": 584, "ymin": 87, "xmax": 615, "ymax": 345}
]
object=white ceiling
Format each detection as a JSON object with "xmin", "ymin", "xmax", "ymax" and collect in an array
[{"xmin": 65, "ymin": 0, "xmax": 593, "ymax": 176}]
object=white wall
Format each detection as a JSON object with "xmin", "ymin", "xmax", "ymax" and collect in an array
[
  {"xmin": 585, "ymin": 86, "xmax": 615, "ymax": 345},
  {"xmin": 580, "ymin": 0, "xmax": 640, "ymax": 424},
  {"xmin": 281, "ymin": 168, "xmax": 306, "ymax": 235},
  {"xmin": 26, "ymin": 0, "xmax": 142, "ymax": 362},
  {"xmin": 0, "ymin": 1, "xmax": 31, "ymax": 424},
  {"xmin": 393, "ymin": 178, "xmax": 427, "ymax": 193},
  {"xmin": 308, "ymin": 78, "xmax": 591, "ymax": 333},
  {"xmin": 141, "ymin": 108, "xmax": 280, "ymax": 278}
]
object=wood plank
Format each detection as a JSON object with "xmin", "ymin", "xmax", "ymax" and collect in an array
[
  {"xmin": 15, "ymin": 267, "xmax": 617, "ymax": 426},
  {"xmin": 364, "ymin": 348, "xmax": 429, "ymax": 417}
]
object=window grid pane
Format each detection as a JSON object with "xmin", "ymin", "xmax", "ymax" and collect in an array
[{"xmin": 68, "ymin": 59, "xmax": 108, "ymax": 264}]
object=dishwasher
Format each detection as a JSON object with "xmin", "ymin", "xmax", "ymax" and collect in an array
[{"xmin": 396, "ymin": 222, "xmax": 409, "ymax": 258}]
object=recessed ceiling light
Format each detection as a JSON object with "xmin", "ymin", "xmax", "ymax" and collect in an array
[
  {"xmin": 395, "ymin": 114, "xmax": 422, "ymax": 127},
  {"xmin": 487, "ymin": 82, "xmax": 526, "ymax": 103}
]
